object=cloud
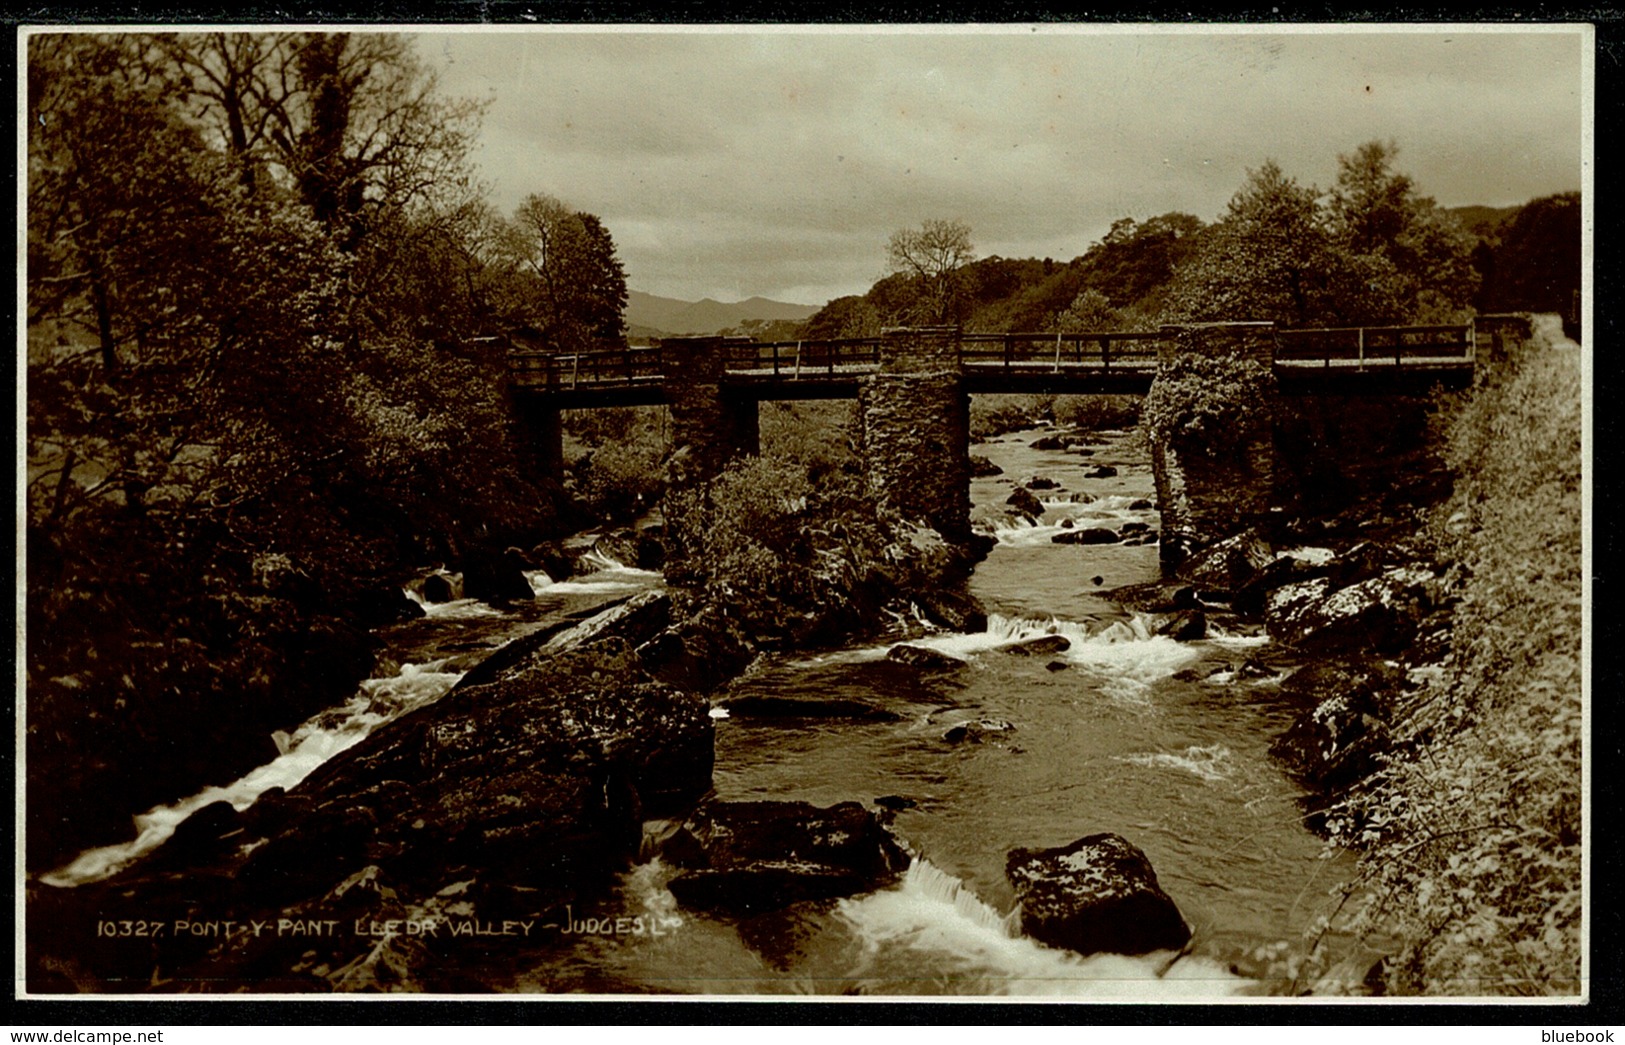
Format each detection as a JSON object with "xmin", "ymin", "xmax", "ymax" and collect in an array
[{"xmin": 420, "ymin": 26, "xmax": 1586, "ymax": 304}]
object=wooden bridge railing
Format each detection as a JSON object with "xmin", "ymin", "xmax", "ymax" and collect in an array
[
  {"xmin": 1275, "ymin": 324, "xmax": 1474, "ymax": 369},
  {"xmin": 724, "ymin": 336, "xmax": 883, "ymax": 376},
  {"xmin": 960, "ymin": 330, "xmax": 1164, "ymax": 371},
  {"xmin": 506, "ymin": 323, "xmax": 1474, "ymax": 392}
]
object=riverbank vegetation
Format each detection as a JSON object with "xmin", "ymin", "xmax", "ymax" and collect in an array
[{"xmin": 1318, "ymin": 320, "xmax": 1583, "ymax": 995}]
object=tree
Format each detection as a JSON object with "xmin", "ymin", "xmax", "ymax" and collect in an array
[
  {"xmin": 1476, "ymin": 192, "xmax": 1580, "ymax": 317},
  {"xmin": 1161, "ymin": 161, "xmax": 1338, "ymax": 327},
  {"xmin": 507, "ymin": 193, "xmax": 630, "ymax": 352},
  {"xmin": 885, "ymin": 218, "xmax": 976, "ymax": 324},
  {"xmin": 1053, "ymin": 288, "xmax": 1121, "ymax": 332},
  {"xmin": 1326, "ymin": 141, "xmax": 1478, "ymax": 324}
]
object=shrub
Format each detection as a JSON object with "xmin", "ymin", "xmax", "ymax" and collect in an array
[{"xmin": 1141, "ymin": 353, "xmax": 1276, "ymax": 460}]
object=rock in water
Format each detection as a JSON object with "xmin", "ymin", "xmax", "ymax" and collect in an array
[
  {"xmin": 1051, "ymin": 527, "xmax": 1119, "ymax": 545},
  {"xmin": 663, "ymin": 801, "xmax": 908, "ymax": 916},
  {"xmin": 969, "ymin": 454, "xmax": 1004, "ymax": 477},
  {"xmin": 237, "ymin": 637, "xmax": 712, "ymax": 904},
  {"xmin": 1025, "ymin": 476, "xmax": 1060, "ymax": 490},
  {"xmin": 1005, "ymin": 486, "xmax": 1046, "ymax": 521},
  {"xmin": 1147, "ymin": 607, "xmax": 1206, "ymax": 641},
  {"xmin": 1085, "ymin": 465, "xmax": 1118, "ymax": 479},
  {"xmin": 462, "ymin": 546, "xmax": 535, "ymax": 605},
  {"xmin": 886, "ymin": 644, "xmax": 965, "ymax": 673},
  {"xmin": 1004, "ymin": 635, "xmax": 1072, "ymax": 657},
  {"xmin": 942, "ymin": 719, "xmax": 1015, "ymax": 744},
  {"xmin": 1006, "ymin": 833, "xmax": 1190, "ymax": 956}
]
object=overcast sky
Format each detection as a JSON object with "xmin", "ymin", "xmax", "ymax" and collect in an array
[{"xmin": 415, "ymin": 25, "xmax": 1587, "ymax": 306}]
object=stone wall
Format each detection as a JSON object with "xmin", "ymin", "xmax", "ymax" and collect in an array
[
  {"xmin": 662, "ymin": 336, "xmax": 759, "ymax": 484},
  {"xmin": 1149, "ymin": 323, "xmax": 1278, "ymax": 571},
  {"xmin": 857, "ymin": 328, "xmax": 971, "ymax": 544}
]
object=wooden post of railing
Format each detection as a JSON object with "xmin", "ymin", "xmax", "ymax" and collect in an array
[
  {"xmin": 1053, "ymin": 331, "xmax": 1063, "ymax": 373},
  {"xmin": 794, "ymin": 341, "xmax": 802, "ymax": 379},
  {"xmin": 1357, "ymin": 327, "xmax": 1365, "ymax": 372},
  {"xmin": 570, "ymin": 353, "xmax": 580, "ymax": 389},
  {"xmin": 1003, "ymin": 335, "xmax": 1013, "ymax": 372},
  {"xmin": 1395, "ymin": 331, "xmax": 1403, "ymax": 370},
  {"xmin": 1101, "ymin": 337, "xmax": 1111, "ymax": 372}
]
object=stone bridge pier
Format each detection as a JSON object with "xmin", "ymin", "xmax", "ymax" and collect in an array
[
  {"xmin": 1149, "ymin": 322, "xmax": 1278, "ymax": 572},
  {"xmin": 856, "ymin": 327, "xmax": 972, "ymax": 545},
  {"xmin": 663, "ymin": 336, "xmax": 760, "ymax": 485}
]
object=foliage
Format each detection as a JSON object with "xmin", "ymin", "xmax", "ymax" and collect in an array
[
  {"xmin": 1321, "ymin": 321, "xmax": 1582, "ymax": 995},
  {"xmin": 1140, "ymin": 353, "xmax": 1276, "ymax": 459},
  {"xmin": 759, "ymin": 401, "xmax": 860, "ymax": 484},
  {"xmin": 24, "ymin": 32, "xmax": 565, "ymax": 869},
  {"xmin": 1162, "ymin": 145, "xmax": 1478, "ymax": 328},
  {"xmin": 567, "ymin": 407, "xmax": 669, "ymax": 524},
  {"xmin": 1475, "ymin": 192, "xmax": 1581, "ymax": 317},
  {"xmin": 663, "ymin": 448, "xmax": 959, "ymax": 646}
]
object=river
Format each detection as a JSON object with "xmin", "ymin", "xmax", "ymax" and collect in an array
[{"xmin": 41, "ymin": 426, "xmax": 1354, "ymax": 997}]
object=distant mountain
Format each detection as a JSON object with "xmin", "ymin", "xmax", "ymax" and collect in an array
[{"xmin": 626, "ymin": 290, "xmax": 818, "ymax": 336}]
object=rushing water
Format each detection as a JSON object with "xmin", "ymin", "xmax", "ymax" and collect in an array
[
  {"xmin": 41, "ymin": 429, "xmax": 1350, "ymax": 997},
  {"xmin": 499, "ymin": 427, "xmax": 1352, "ymax": 997}
]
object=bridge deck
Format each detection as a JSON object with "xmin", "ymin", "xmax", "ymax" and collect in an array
[{"xmin": 507, "ymin": 324, "xmax": 1475, "ymax": 404}]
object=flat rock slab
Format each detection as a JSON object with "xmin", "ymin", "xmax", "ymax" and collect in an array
[
  {"xmin": 1006, "ymin": 833, "xmax": 1190, "ymax": 956},
  {"xmin": 887, "ymin": 644, "xmax": 966, "ymax": 672}
]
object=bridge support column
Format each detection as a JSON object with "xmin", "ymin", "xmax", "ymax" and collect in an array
[
  {"xmin": 662, "ymin": 336, "xmax": 758, "ymax": 484},
  {"xmin": 1150, "ymin": 323, "xmax": 1278, "ymax": 573},
  {"xmin": 513, "ymin": 397, "xmax": 565, "ymax": 487},
  {"xmin": 856, "ymin": 326, "xmax": 971, "ymax": 544}
]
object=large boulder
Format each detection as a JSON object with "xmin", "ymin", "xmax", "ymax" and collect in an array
[
  {"xmin": 1177, "ymin": 530, "xmax": 1274, "ymax": 595},
  {"xmin": 457, "ymin": 592, "xmax": 671, "ymax": 692},
  {"xmin": 917, "ymin": 588, "xmax": 988, "ymax": 634},
  {"xmin": 663, "ymin": 801, "xmax": 908, "ymax": 916},
  {"xmin": 637, "ymin": 603, "xmax": 757, "ymax": 694},
  {"xmin": 462, "ymin": 546, "xmax": 535, "ymax": 605},
  {"xmin": 1005, "ymin": 487, "xmax": 1046, "ymax": 521},
  {"xmin": 1265, "ymin": 566, "xmax": 1437, "ymax": 654},
  {"xmin": 970, "ymin": 454, "xmax": 1004, "ymax": 477},
  {"xmin": 1147, "ymin": 608, "xmax": 1206, "ymax": 641},
  {"xmin": 1006, "ymin": 833, "xmax": 1190, "ymax": 956},
  {"xmin": 238, "ymin": 638, "xmax": 712, "ymax": 903}
]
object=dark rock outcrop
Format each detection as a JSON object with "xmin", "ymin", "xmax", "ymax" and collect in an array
[
  {"xmin": 1025, "ymin": 476, "xmax": 1060, "ymax": 490},
  {"xmin": 421, "ymin": 572, "xmax": 458, "ymax": 603},
  {"xmin": 662, "ymin": 801, "xmax": 908, "ymax": 916},
  {"xmin": 240, "ymin": 637, "xmax": 712, "ymax": 903},
  {"xmin": 917, "ymin": 589, "xmax": 989, "ymax": 634},
  {"xmin": 1085, "ymin": 465, "xmax": 1118, "ymax": 479},
  {"xmin": 1270, "ymin": 661, "xmax": 1409, "ymax": 794},
  {"xmin": 1147, "ymin": 608, "xmax": 1206, "ymax": 641},
  {"xmin": 1006, "ymin": 833, "xmax": 1190, "ymax": 956},
  {"xmin": 461, "ymin": 546, "xmax": 535, "ymax": 606}
]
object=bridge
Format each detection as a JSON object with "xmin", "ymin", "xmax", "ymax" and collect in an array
[
  {"xmin": 509, "ymin": 322, "xmax": 1476, "ymax": 406},
  {"xmin": 504, "ymin": 319, "xmax": 1492, "ymax": 566}
]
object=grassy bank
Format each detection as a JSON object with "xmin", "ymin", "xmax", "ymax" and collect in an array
[{"xmin": 1320, "ymin": 316, "xmax": 1583, "ymax": 995}]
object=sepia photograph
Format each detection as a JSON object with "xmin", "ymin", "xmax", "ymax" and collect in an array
[{"xmin": 18, "ymin": 21, "xmax": 1589, "ymax": 1002}]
